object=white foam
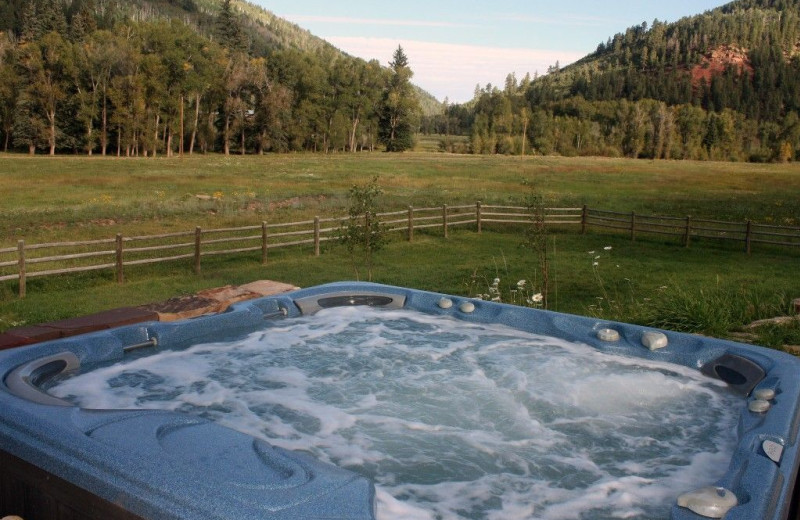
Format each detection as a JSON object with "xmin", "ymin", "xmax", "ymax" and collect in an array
[{"xmin": 49, "ymin": 306, "xmax": 741, "ymax": 520}]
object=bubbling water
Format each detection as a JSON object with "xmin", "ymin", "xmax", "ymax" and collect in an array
[{"xmin": 50, "ymin": 307, "xmax": 740, "ymax": 520}]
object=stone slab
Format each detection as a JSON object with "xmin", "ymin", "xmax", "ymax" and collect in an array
[
  {"xmin": 138, "ymin": 295, "xmax": 226, "ymax": 322},
  {"xmin": 196, "ymin": 285, "xmax": 262, "ymax": 305},
  {"xmin": 239, "ymin": 280, "xmax": 300, "ymax": 296}
]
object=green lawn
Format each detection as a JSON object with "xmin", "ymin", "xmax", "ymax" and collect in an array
[{"xmin": 1, "ymin": 152, "xmax": 799, "ymax": 347}]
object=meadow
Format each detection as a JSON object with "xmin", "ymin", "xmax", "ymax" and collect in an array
[{"xmin": 1, "ymin": 152, "xmax": 799, "ymax": 347}]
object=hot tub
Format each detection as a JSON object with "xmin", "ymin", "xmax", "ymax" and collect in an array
[{"xmin": 1, "ymin": 282, "xmax": 799, "ymax": 520}]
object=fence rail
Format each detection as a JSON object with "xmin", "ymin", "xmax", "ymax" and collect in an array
[
  {"xmin": 584, "ymin": 208, "xmax": 800, "ymax": 252},
  {"xmin": 1, "ymin": 203, "xmax": 798, "ymax": 298}
]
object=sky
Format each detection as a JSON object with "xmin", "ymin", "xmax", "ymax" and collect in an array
[{"xmin": 251, "ymin": 0, "xmax": 730, "ymax": 103}]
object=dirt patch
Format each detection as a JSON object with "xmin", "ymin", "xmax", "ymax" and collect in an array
[
  {"xmin": 267, "ymin": 195, "xmax": 327, "ymax": 211},
  {"xmin": 690, "ymin": 45, "xmax": 753, "ymax": 86},
  {"xmin": 246, "ymin": 200, "xmax": 264, "ymax": 211},
  {"xmin": 89, "ymin": 219, "xmax": 118, "ymax": 227}
]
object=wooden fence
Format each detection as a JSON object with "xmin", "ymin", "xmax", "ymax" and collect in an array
[
  {"xmin": 585, "ymin": 208, "xmax": 800, "ymax": 253},
  {"xmin": 1, "ymin": 204, "xmax": 798, "ymax": 298}
]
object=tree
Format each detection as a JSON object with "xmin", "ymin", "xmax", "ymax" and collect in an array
[
  {"xmin": 83, "ymin": 30, "xmax": 129, "ymax": 156},
  {"xmin": 216, "ymin": 0, "xmax": 247, "ymax": 53},
  {"xmin": 0, "ymin": 32, "xmax": 19, "ymax": 151},
  {"xmin": 378, "ymin": 45, "xmax": 418, "ymax": 152},
  {"xmin": 68, "ymin": 0, "xmax": 97, "ymax": 42},
  {"xmin": 340, "ymin": 176, "xmax": 386, "ymax": 281},
  {"xmin": 220, "ymin": 53, "xmax": 250, "ymax": 155},
  {"xmin": 16, "ymin": 31, "xmax": 74, "ymax": 155},
  {"xmin": 333, "ymin": 58, "xmax": 382, "ymax": 152},
  {"xmin": 21, "ymin": 0, "xmax": 66, "ymax": 41}
]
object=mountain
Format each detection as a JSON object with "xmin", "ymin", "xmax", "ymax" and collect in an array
[
  {"xmin": 1, "ymin": 0, "xmax": 352, "ymax": 57},
  {"xmin": 530, "ymin": 0, "xmax": 800, "ymax": 121},
  {"xmin": 0, "ymin": 0, "xmax": 439, "ymax": 155},
  {"xmin": 431, "ymin": 0, "xmax": 800, "ymax": 161}
]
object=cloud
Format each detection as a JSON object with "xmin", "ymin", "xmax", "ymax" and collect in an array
[
  {"xmin": 287, "ymin": 15, "xmax": 474, "ymax": 29},
  {"xmin": 328, "ymin": 37, "xmax": 585, "ymax": 103},
  {"xmin": 493, "ymin": 13, "xmax": 625, "ymax": 27}
]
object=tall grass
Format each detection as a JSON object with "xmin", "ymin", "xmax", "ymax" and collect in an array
[{"xmin": 643, "ymin": 285, "xmax": 789, "ymax": 337}]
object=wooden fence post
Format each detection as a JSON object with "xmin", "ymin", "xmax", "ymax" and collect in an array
[
  {"xmin": 630, "ymin": 211, "xmax": 637, "ymax": 241},
  {"xmin": 17, "ymin": 240, "xmax": 25, "ymax": 299},
  {"xmin": 314, "ymin": 216, "xmax": 321, "ymax": 256},
  {"xmin": 261, "ymin": 221, "xmax": 268, "ymax": 264},
  {"xmin": 443, "ymin": 204, "xmax": 448, "ymax": 238},
  {"xmin": 745, "ymin": 220, "xmax": 752, "ymax": 254},
  {"xmin": 581, "ymin": 205, "xmax": 588, "ymax": 234},
  {"xmin": 684, "ymin": 216, "xmax": 691, "ymax": 248},
  {"xmin": 407, "ymin": 206, "xmax": 414, "ymax": 242},
  {"xmin": 194, "ymin": 226, "xmax": 202, "ymax": 274},
  {"xmin": 115, "ymin": 234, "xmax": 124, "ymax": 283},
  {"xmin": 476, "ymin": 201, "xmax": 482, "ymax": 234}
]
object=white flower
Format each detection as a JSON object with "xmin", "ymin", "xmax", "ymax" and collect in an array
[
  {"xmin": 594, "ymin": 255, "xmax": 601, "ymax": 259},
  {"xmin": 517, "ymin": 279, "xmax": 526, "ymax": 288},
  {"xmin": 493, "ymin": 278, "xmax": 500, "ymax": 285},
  {"xmin": 587, "ymin": 250, "xmax": 595, "ymax": 254},
  {"xmin": 604, "ymin": 246, "xmax": 613, "ymax": 251},
  {"xmin": 531, "ymin": 293, "xmax": 544, "ymax": 303},
  {"xmin": 592, "ymin": 262, "xmax": 599, "ymax": 266}
]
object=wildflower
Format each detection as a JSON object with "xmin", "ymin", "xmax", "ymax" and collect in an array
[
  {"xmin": 595, "ymin": 255, "xmax": 601, "ymax": 260},
  {"xmin": 493, "ymin": 278, "xmax": 500, "ymax": 285},
  {"xmin": 604, "ymin": 246, "xmax": 613, "ymax": 251},
  {"xmin": 592, "ymin": 262, "xmax": 599, "ymax": 266},
  {"xmin": 517, "ymin": 280, "xmax": 526, "ymax": 288},
  {"xmin": 587, "ymin": 250, "xmax": 595, "ymax": 254},
  {"xmin": 531, "ymin": 293, "xmax": 544, "ymax": 303}
]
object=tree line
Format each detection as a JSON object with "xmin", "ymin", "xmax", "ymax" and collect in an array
[
  {"xmin": 421, "ymin": 0, "xmax": 800, "ymax": 161},
  {"xmin": 420, "ymin": 82, "xmax": 800, "ymax": 161},
  {"xmin": 3, "ymin": 0, "xmax": 800, "ymax": 162},
  {"xmin": 0, "ymin": 0, "xmax": 419, "ymax": 156}
]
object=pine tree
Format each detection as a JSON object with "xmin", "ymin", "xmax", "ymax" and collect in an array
[
  {"xmin": 216, "ymin": 0, "xmax": 247, "ymax": 53},
  {"xmin": 69, "ymin": 0, "xmax": 97, "ymax": 42},
  {"xmin": 19, "ymin": 1, "xmax": 39, "ymax": 41},
  {"xmin": 378, "ymin": 45, "xmax": 418, "ymax": 152}
]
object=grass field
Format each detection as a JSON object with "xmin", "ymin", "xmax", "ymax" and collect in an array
[
  {"xmin": 3, "ymin": 153, "xmax": 799, "ymax": 244},
  {"xmin": 1, "ymin": 152, "xmax": 799, "ymax": 347}
]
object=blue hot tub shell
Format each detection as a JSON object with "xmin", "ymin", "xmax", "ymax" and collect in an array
[{"xmin": 1, "ymin": 281, "xmax": 799, "ymax": 520}]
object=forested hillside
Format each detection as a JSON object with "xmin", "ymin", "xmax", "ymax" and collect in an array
[
  {"xmin": 0, "ymin": 0, "xmax": 425, "ymax": 155},
  {"xmin": 426, "ymin": 0, "xmax": 800, "ymax": 161},
  {"xmin": 3, "ymin": 0, "xmax": 800, "ymax": 161}
]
